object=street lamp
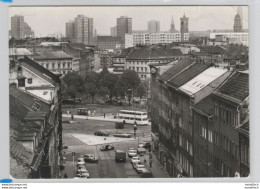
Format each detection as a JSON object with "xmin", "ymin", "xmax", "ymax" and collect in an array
[{"xmin": 134, "ymin": 123, "xmax": 137, "ymax": 139}]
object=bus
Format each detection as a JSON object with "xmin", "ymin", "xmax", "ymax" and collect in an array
[
  {"xmin": 76, "ymin": 108, "xmax": 89, "ymax": 116},
  {"xmin": 118, "ymin": 110, "xmax": 148, "ymax": 125}
]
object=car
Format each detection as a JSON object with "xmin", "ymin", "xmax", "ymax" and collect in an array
[
  {"xmin": 143, "ymin": 142, "xmax": 152, "ymax": 149},
  {"xmin": 113, "ymin": 131, "xmax": 132, "ymax": 138},
  {"xmin": 138, "ymin": 143, "xmax": 145, "ymax": 148},
  {"xmin": 128, "ymin": 147, "xmax": 135, "ymax": 151},
  {"xmin": 133, "ymin": 161, "xmax": 144, "ymax": 169},
  {"xmin": 77, "ymin": 164, "xmax": 86, "ymax": 171},
  {"xmin": 135, "ymin": 164, "xmax": 146, "ymax": 173},
  {"xmin": 84, "ymin": 154, "xmax": 99, "ymax": 163},
  {"xmin": 77, "ymin": 158, "xmax": 85, "ymax": 165},
  {"xmin": 131, "ymin": 156, "xmax": 141, "ymax": 165},
  {"xmin": 140, "ymin": 168, "xmax": 153, "ymax": 178},
  {"xmin": 94, "ymin": 130, "xmax": 109, "ymax": 136},
  {"xmin": 128, "ymin": 149, "xmax": 137, "ymax": 157},
  {"xmin": 100, "ymin": 144, "xmax": 114, "ymax": 151},
  {"xmin": 75, "ymin": 170, "xmax": 90, "ymax": 178}
]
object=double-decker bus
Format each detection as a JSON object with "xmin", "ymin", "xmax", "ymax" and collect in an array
[{"xmin": 118, "ymin": 110, "xmax": 148, "ymax": 125}]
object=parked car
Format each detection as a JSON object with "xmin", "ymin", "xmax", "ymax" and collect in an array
[
  {"xmin": 131, "ymin": 156, "xmax": 141, "ymax": 165},
  {"xmin": 113, "ymin": 131, "xmax": 131, "ymax": 138},
  {"xmin": 140, "ymin": 168, "xmax": 153, "ymax": 178},
  {"xmin": 77, "ymin": 164, "xmax": 86, "ymax": 171},
  {"xmin": 84, "ymin": 154, "xmax": 99, "ymax": 163},
  {"xmin": 73, "ymin": 175, "xmax": 89, "ymax": 179},
  {"xmin": 133, "ymin": 161, "xmax": 144, "ymax": 169},
  {"xmin": 76, "ymin": 168, "xmax": 90, "ymax": 178},
  {"xmin": 138, "ymin": 142, "xmax": 151, "ymax": 149},
  {"xmin": 77, "ymin": 158, "xmax": 85, "ymax": 165},
  {"xmin": 100, "ymin": 144, "xmax": 114, "ymax": 151},
  {"xmin": 128, "ymin": 149, "xmax": 137, "ymax": 157},
  {"xmin": 94, "ymin": 130, "xmax": 109, "ymax": 136},
  {"xmin": 135, "ymin": 164, "xmax": 146, "ymax": 173},
  {"xmin": 137, "ymin": 147, "xmax": 146, "ymax": 156}
]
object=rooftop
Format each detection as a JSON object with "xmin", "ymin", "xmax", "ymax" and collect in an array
[
  {"xmin": 167, "ymin": 63, "xmax": 209, "ymax": 88},
  {"xmin": 34, "ymin": 51, "xmax": 73, "ymax": 60},
  {"xmin": 127, "ymin": 47, "xmax": 182, "ymax": 60},
  {"xmin": 193, "ymin": 95, "xmax": 213, "ymax": 117},
  {"xmin": 214, "ymin": 71, "xmax": 249, "ymax": 103},
  {"xmin": 179, "ymin": 67, "xmax": 228, "ymax": 95},
  {"xmin": 9, "ymin": 48, "xmax": 32, "ymax": 56},
  {"xmin": 9, "ymin": 86, "xmax": 51, "ymax": 112},
  {"xmin": 20, "ymin": 56, "xmax": 60, "ymax": 85},
  {"xmin": 158, "ymin": 58, "xmax": 194, "ymax": 82},
  {"xmin": 97, "ymin": 36, "xmax": 122, "ymax": 42}
]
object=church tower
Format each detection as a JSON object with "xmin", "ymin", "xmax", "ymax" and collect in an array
[{"xmin": 169, "ymin": 17, "xmax": 177, "ymax": 33}]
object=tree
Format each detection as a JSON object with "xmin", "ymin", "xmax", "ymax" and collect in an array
[
  {"xmin": 119, "ymin": 70, "xmax": 141, "ymax": 105},
  {"xmin": 99, "ymin": 65, "xmax": 109, "ymax": 79},
  {"xmin": 84, "ymin": 71, "xmax": 100, "ymax": 104},
  {"xmin": 136, "ymin": 83, "xmax": 147, "ymax": 99},
  {"xmin": 62, "ymin": 72, "xmax": 85, "ymax": 101},
  {"xmin": 100, "ymin": 73, "xmax": 118, "ymax": 99},
  {"xmin": 85, "ymin": 82, "xmax": 98, "ymax": 104}
]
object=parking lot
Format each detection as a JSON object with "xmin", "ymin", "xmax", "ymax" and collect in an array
[{"xmin": 61, "ymin": 118, "xmax": 169, "ymax": 179}]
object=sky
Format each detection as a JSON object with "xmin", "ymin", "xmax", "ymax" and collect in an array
[{"xmin": 9, "ymin": 6, "xmax": 248, "ymax": 37}]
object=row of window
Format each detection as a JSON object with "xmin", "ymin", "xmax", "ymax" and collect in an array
[
  {"xmin": 179, "ymin": 134, "xmax": 193, "ymax": 156},
  {"xmin": 40, "ymin": 62, "xmax": 72, "ymax": 70},
  {"xmin": 240, "ymin": 140, "xmax": 249, "ymax": 166},
  {"xmin": 176, "ymin": 150, "xmax": 193, "ymax": 177},
  {"xmin": 128, "ymin": 67, "xmax": 148, "ymax": 73},
  {"xmin": 201, "ymin": 127, "xmax": 213, "ymax": 143},
  {"xmin": 214, "ymin": 105, "xmax": 238, "ymax": 126}
]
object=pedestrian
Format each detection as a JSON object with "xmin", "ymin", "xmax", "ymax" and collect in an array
[
  {"xmin": 64, "ymin": 173, "xmax": 68, "ymax": 178},
  {"xmin": 104, "ymin": 113, "xmax": 106, "ymax": 118},
  {"xmin": 71, "ymin": 114, "xmax": 74, "ymax": 120},
  {"xmin": 149, "ymin": 159, "xmax": 153, "ymax": 168}
]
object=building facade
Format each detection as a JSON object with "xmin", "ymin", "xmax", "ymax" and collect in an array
[
  {"xmin": 125, "ymin": 46, "xmax": 183, "ymax": 81},
  {"xmin": 212, "ymin": 71, "xmax": 249, "ymax": 177},
  {"xmin": 117, "ymin": 16, "xmax": 132, "ymax": 41},
  {"xmin": 11, "ymin": 15, "xmax": 34, "ymax": 39},
  {"xmin": 34, "ymin": 51, "xmax": 73, "ymax": 75},
  {"xmin": 65, "ymin": 20, "xmax": 75, "ymax": 42},
  {"xmin": 148, "ymin": 20, "xmax": 160, "ymax": 33},
  {"xmin": 9, "ymin": 56, "xmax": 62, "ymax": 178},
  {"xmin": 65, "ymin": 15, "xmax": 94, "ymax": 45},
  {"xmin": 111, "ymin": 26, "xmax": 117, "ymax": 37},
  {"xmin": 150, "ymin": 58, "xmax": 233, "ymax": 177},
  {"xmin": 210, "ymin": 33, "xmax": 248, "ymax": 46},
  {"xmin": 97, "ymin": 36, "xmax": 122, "ymax": 50},
  {"xmin": 125, "ymin": 33, "xmax": 190, "ymax": 48}
]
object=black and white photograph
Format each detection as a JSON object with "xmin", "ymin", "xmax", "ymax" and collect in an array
[{"xmin": 8, "ymin": 6, "xmax": 249, "ymax": 179}]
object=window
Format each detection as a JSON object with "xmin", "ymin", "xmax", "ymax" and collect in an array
[
  {"xmin": 52, "ymin": 63, "xmax": 55, "ymax": 69},
  {"xmin": 46, "ymin": 63, "xmax": 49, "ymax": 69},
  {"xmin": 58, "ymin": 63, "xmax": 61, "ymax": 69},
  {"xmin": 17, "ymin": 66, "xmax": 22, "ymax": 72},
  {"xmin": 27, "ymin": 78, "xmax": 32, "ymax": 84},
  {"xmin": 18, "ymin": 79, "xmax": 25, "ymax": 87}
]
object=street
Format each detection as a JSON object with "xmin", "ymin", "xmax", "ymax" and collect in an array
[{"xmin": 61, "ymin": 118, "xmax": 169, "ymax": 178}]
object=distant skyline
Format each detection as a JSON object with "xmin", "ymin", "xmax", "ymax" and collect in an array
[{"xmin": 9, "ymin": 6, "xmax": 248, "ymax": 37}]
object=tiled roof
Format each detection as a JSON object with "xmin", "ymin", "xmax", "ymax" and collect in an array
[
  {"xmin": 34, "ymin": 51, "xmax": 73, "ymax": 60},
  {"xmin": 9, "ymin": 86, "xmax": 50, "ymax": 112},
  {"xmin": 214, "ymin": 71, "xmax": 249, "ymax": 102},
  {"xmin": 159, "ymin": 58, "xmax": 194, "ymax": 82},
  {"xmin": 21, "ymin": 56, "xmax": 60, "ymax": 85},
  {"xmin": 167, "ymin": 63, "xmax": 209, "ymax": 88},
  {"xmin": 10, "ymin": 137, "xmax": 34, "ymax": 166},
  {"xmin": 193, "ymin": 95, "xmax": 213, "ymax": 116},
  {"xmin": 127, "ymin": 47, "xmax": 182, "ymax": 60},
  {"xmin": 200, "ymin": 45, "xmax": 227, "ymax": 55},
  {"xmin": 9, "ymin": 95, "xmax": 30, "ymax": 121}
]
